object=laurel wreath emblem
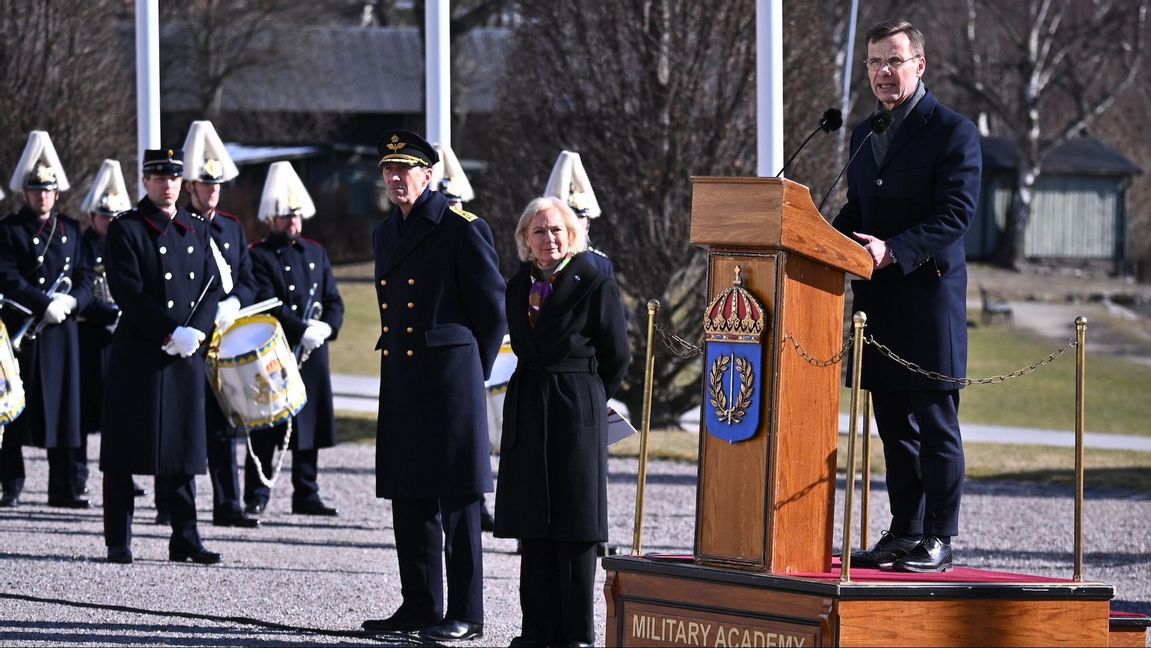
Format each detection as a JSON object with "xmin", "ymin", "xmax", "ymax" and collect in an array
[{"xmin": 708, "ymin": 354, "xmax": 755, "ymax": 424}]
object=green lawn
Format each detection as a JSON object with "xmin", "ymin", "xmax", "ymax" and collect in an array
[{"xmin": 839, "ymin": 322, "xmax": 1151, "ymax": 437}]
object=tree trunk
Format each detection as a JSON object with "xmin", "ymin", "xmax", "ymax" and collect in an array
[{"xmin": 995, "ymin": 159, "xmax": 1039, "ymax": 271}]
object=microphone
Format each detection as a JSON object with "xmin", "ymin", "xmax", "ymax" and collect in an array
[
  {"xmin": 774, "ymin": 108, "xmax": 843, "ymax": 178},
  {"xmin": 818, "ymin": 110, "xmax": 894, "ymax": 213}
]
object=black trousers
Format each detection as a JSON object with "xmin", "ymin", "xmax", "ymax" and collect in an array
[
  {"xmin": 0, "ymin": 435, "xmax": 77, "ymax": 501},
  {"xmin": 205, "ymin": 397, "xmax": 244, "ymax": 515},
  {"xmin": 518, "ymin": 538, "xmax": 598, "ymax": 645},
  {"xmin": 244, "ymin": 423, "xmax": 321, "ymax": 506},
  {"xmin": 390, "ymin": 495, "xmax": 484, "ymax": 624},
  {"xmin": 104, "ymin": 472, "xmax": 201, "ymax": 551},
  {"xmin": 871, "ymin": 389, "xmax": 964, "ymax": 537}
]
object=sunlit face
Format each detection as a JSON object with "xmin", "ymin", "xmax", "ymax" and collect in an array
[
  {"xmin": 526, "ymin": 207, "xmax": 572, "ymax": 269},
  {"xmin": 271, "ymin": 213, "xmax": 303, "ymax": 239},
  {"xmin": 143, "ymin": 174, "xmax": 183, "ymax": 210},
  {"xmin": 90, "ymin": 213, "xmax": 115, "ymax": 236},
  {"xmin": 24, "ymin": 189, "xmax": 57, "ymax": 217},
  {"xmin": 866, "ymin": 32, "xmax": 925, "ymax": 111},
  {"xmin": 186, "ymin": 181, "xmax": 221, "ymax": 216},
  {"xmin": 381, "ymin": 163, "xmax": 433, "ymax": 213}
]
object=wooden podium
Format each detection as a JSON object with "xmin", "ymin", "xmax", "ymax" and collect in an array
[
  {"xmin": 689, "ymin": 177, "xmax": 871, "ymax": 574},
  {"xmin": 603, "ymin": 177, "xmax": 1122, "ymax": 647}
]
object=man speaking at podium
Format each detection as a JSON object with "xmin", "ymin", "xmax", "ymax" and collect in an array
[{"xmin": 832, "ymin": 19, "xmax": 981, "ymax": 573}]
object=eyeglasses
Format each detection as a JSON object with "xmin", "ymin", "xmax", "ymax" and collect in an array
[{"xmin": 863, "ymin": 55, "xmax": 921, "ymax": 71}]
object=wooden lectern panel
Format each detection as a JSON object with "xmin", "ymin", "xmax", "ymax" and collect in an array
[{"xmin": 696, "ymin": 254, "xmax": 777, "ymax": 566}]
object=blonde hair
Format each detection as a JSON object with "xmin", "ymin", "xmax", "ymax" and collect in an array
[{"xmin": 514, "ymin": 196, "xmax": 588, "ymax": 263}]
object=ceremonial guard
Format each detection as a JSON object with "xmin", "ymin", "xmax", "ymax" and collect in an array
[
  {"xmin": 0, "ymin": 131, "xmax": 93, "ymax": 509},
  {"xmin": 544, "ymin": 150, "xmax": 614, "ymax": 278},
  {"xmin": 362, "ymin": 130, "xmax": 505, "ymax": 642},
  {"xmin": 75, "ymin": 160, "xmax": 136, "ymax": 499},
  {"xmin": 182, "ymin": 121, "xmax": 260, "ymax": 528},
  {"xmin": 100, "ymin": 148, "xmax": 222, "ymax": 565},
  {"xmin": 243, "ymin": 161, "xmax": 343, "ymax": 517}
]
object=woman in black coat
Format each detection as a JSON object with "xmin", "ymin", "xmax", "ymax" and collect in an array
[{"xmin": 493, "ymin": 196, "xmax": 629, "ymax": 647}]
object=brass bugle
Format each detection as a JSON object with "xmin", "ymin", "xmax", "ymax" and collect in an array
[{"xmin": 12, "ymin": 273, "xmax": 73, "ymax": 351}]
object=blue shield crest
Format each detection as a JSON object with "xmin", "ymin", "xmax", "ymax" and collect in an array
[{"xmin": 703, "ymin": 341, "xmax": 762, "ymax": 442}]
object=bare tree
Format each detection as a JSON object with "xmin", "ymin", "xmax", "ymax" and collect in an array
[
  {"xmin": 0, "ymin": 1, "xmax": 135, "ymax": 216},
  {"xmin": 933, "ymin": 0, "xmax": 1148, "ymax": 269},
  {"xmin": 480, "ymin": 0, "xmax": 756, "ymax": 426}
]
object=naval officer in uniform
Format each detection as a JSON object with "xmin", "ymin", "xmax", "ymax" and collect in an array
[{"xmin": 361, "ymin": 130, "xmax": 505, "ymax": 643}]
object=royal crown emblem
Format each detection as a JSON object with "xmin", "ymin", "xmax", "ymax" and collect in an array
[
  {"xmin": 703, "ymin": 266, "xmax": 768, "ymax": 441},
  {"xmin": 386, "ymin": 135, "xmax": 405, "ymax": 152}
]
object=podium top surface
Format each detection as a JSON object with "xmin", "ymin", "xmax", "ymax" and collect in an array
[
  {"xmin": 689, "ymin": 176, "xmax": 873, "ymax": 279},
  {"xmin": 603, "ymin": 555, "xmax": 1114, "ymax": 601}
]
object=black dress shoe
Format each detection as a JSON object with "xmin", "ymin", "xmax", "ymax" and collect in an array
[
  {"xmin": 292, "ymin": 500, "xmax": 338, "ymax": 516},
  {"xmin": 107, "ymin": 547, "xmax": 133, "ymax": 564},
  {"xmin": 244, "ymin": 500, "xmax": 266, "ymax": 515},
  {"xmin": 169, "ymin": 545, "xmax": 222, "ymax": 564},
  {"xmin": 0, "ymin": 492, "xmax": 20, "ymax": 508},
  {"xmin": 420, "ymin": 619, "xmax": 483, "ymax": 642},
  {"xmin": 132, "ymin": 482, "xmax": 148, "ymax": 497},
  {"xmin": 48, "ymin": 495, "xmax": 91, "ymax": 509},
  {"xmin": 893, "ymin": 536, "xmax": 953, "ymax": 573},
  {"xmin": 213, "ymin": 510, "xmax": 261, "ymax": 528},
  {"xmin": 361, "ymin": 613, "xmax": 440, "ymax": 634},
  {"xmin": 849, "ymin": 530, "xmax": 922, "ymax": 568}
]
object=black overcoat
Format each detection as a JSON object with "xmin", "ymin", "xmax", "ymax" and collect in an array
[
  {"xmin": 833, "ymin": 88, "xmax": 982, "ymax": 392},
  {"xmin": 249, "ymin": 232, "xmax": 344, "ymax": 449},
  {"xmin": 0, "ymin": 208, "xmax": 93, "ymax": 448},
  {"xmin": 493, "ymin": 252, "xmax": 629, "ymax": 542},
  {"xmin": 372, "ymin": 189, "xmax": 505, "ymax": 499},
  {"xmin": 98, "ymin": 198, "xmax": 221, "ymax": 475},
  {"xmin": 77, "ymin": 228, "xmax": 120, "ymax": 433}
]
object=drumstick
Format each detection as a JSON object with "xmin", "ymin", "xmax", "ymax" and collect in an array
[
  {"xmin": 183, "ymin": 276, "xmax": 216, "ymax": 327},
  {"xmin": 233, "ymin": 297, "xmax": 283, "ymax": 320}
]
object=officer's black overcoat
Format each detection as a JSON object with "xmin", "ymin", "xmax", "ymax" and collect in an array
[{"xmin": 371, "ymin": 190, "xmax": 505, "ymax": 499}]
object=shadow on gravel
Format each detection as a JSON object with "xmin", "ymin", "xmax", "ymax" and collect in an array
[{"xmin": 0, "ymin": 595, "xmax": 420, "ymax": 646}]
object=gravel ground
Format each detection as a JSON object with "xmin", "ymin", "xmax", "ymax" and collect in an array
[{"xmin": 0, "ymin": 437, "xmax": 1147, "ymax": 647}]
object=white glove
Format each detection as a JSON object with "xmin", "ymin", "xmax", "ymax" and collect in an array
[
  {"xmin": 306, "ymin": 319, "xmax": 332, "ymax": 340},
  {"xmin": 53, "ymin": 293, "xmax": 78, "ymax": 314},
  {"xmin": 300, "ymin": 320, "xmax": 330, "ymax": 352},
  {"xmin": 168, "ymin": 326, "xmax": 206, "ymax": 357},
  {"xmin": 106, "ymin": 312, "xmax": 120, "ymax": 335},
  {"xmin": 215, "ymin": 296, "xmax": 241, "ymax": 331},
  {"xmin": 43, "ymin": 299, "xmax": 69, "ymax": 325}
]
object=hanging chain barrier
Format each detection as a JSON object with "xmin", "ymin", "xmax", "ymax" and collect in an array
[{"xmin": 654, "ymin": 313, "xmax": 1079, "ymax": 385}]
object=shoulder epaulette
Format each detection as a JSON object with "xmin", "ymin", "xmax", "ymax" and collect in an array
[
  {"xmin": 589, "ymin": 246, "xmax": 609, "ymax": 258},
  {"xmin": 449, "ymin": 204, "xmax": 478, "ymax": 222},
  {"xmin": 188, "ymin": 211, "xmax": 207, "ymax": 222}
]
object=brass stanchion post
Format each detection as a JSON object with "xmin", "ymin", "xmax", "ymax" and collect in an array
[
  {"xmin": 860, "ymin": 391, "xmax": 872, "ymax": 550},
  {"xmin": 840, "ymin": 312, "xmax": 866, "ymax": 582},
  {"xmin": 1074, "ymin": 316, "xmax": 1087, "ymax": 582},
  {"xmin": 631, "ymin": 299, "xmax": 660, "ymax": 557}
]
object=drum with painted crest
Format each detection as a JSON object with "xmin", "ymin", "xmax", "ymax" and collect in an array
[
  {"xmin": 0, "ymin": 320, "xmax": 25, "ymax": 426},
  {"xmin": 207, "ymin": 314, "xmax": 306, "ymax": 432}
]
